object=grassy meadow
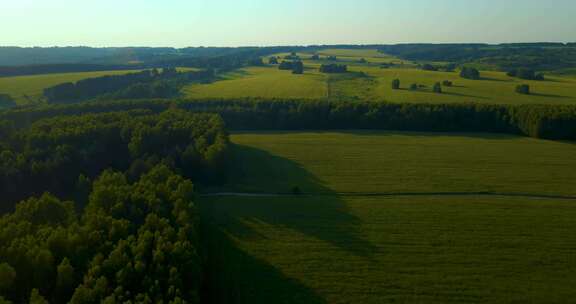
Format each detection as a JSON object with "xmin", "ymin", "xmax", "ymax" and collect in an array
[
  {"xmin": 182, "ymin": 48, "xmax": 576, "ymax": 105},
  {"xmin": 182, "ymin": 66, "xmax": 328, "ymax": 99},
  {"xmin": 0, "ymin": 69, "xmax": 142, "ymax": 104},
  {"xmin": 201, "ymin": 131, "xmax": 576, "ymax": 303}
]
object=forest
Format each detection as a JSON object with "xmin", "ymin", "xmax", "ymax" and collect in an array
[{"xmin": 0, "ymin": 107, "xmax": 229, "ymax": 303}]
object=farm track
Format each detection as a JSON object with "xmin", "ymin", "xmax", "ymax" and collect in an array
[{"xmin": 201, "ymin": 191, "xmax": 576, "ymax": 200}]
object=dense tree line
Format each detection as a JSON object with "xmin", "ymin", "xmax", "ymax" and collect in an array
[
  {"xmin": 319, "ymin": 64, "xmax": 348, "ymax": 73},
  {"xmin": 0, "ymin": 165, "xmax": 203, "ymax": 303},
  {"xmin": 378, "ymin": 44, "xmax": 576, "ymax": 71},
  {"xmin": 2, "ymin": 98, "xmax": 576, "ymax": 142},
  {"xmin": 43, "ymin": 69, "xmax": 215, "ymax": 103},
  {"xmin": 0, "ymin": 109, "xmax": 229, "ymax": 213}
]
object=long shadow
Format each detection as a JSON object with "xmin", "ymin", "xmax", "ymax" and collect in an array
[
  {"xmin": 199, "ymin": 144, "xmax": 380, "ymax": 303},
  {"xmin": 479, "ymin": 77, "xmax": 512, "ymax": 82},
  {"xmin": 531, "ymin": 93, "xmax": 571, "ymax": 99},
  {"xmin": 200, "ymin": 217, "xmax": 328, "ymax": 304},
  {"xmin": 443, "ymin": 91, "xmax": 489, "ymax": 99},
  {"xmin": 209, "ymin": 144, "xmax": 378, "ymax": 257}
]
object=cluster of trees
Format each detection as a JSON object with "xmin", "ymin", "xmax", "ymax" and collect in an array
[
  {"xmin": 421, "ymin": 64, "xmax": 438, "ymax": 71},
  {"xmin": 278, "ymin": 61, "xmax": 304, "ymax": 74},
  {"xmin": 0, "ymin": 165, "xmax": 203, "ymax": 303},
  {"xmin": 442, "ymin": 80, "xmax": 453, "ymax": 87},
  {"xmin": 43, "ymin": 69, "xmax": 215, "ymax": 103},
  {"xmin": 516, "ymin": 84, "xmax": 531, "ymax": 95},
  {"xmin": 460, "ymin": 67, "xmax": 480, "ymax": 80},
  {"xmin": 0, "ymin": 94, "xmax": 15, "ymax": 109},
  {"xmin": 507, "ymin": 68, "xmax": 545, "ymax": 80},
  {"xmin": 0, "ymin": 109, "xmax": 229, "ymax": 213},
  {"xmin": 319, "ymin": 64, "xmax": 348, "ymax": 73},
  {"xmin": 326, "ymin": 56, "xmax": 338, "ymax": 61},
  {"xmin": 268, "ymin": 57, "xmax": 279, "ymax": 64}
]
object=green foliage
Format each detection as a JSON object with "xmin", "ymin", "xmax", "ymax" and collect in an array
[
  {"xmin": 433, "ymin": 82, "xmax": 443, "ymax": 93},
  {"xmin": 319, "ymin": 64, "xmax": 347, "ymax": 73},
  {"xmin": 516, "ymin": 84, "xmax": 531, "ymax": 95},
  {"xmin": 442, "ymin": 80, "xmax": 453, "ymax": 87},
  {"xmin": 460, "ymin": 67, "xmax": 480, "ymax": 80},
  {"xmin": 0, "ymin": 108, "xmax": 229, "ymax": 212},
  {"xmin": 391, "ymin": 79, "xmax": 400, "ymax": 90},
  {"xmin": 0, "ymin": 264, "xmax": 16, "ymax": 294},
  {"xmin": 0, "ymin": 166, "xmax": 202, "ymax": 303}
]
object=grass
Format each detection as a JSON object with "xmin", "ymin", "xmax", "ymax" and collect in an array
[
  {"xmin": 215, "ymin": 131, "xmax": 576, "ymax": 196},
  {"xmin": 201, "ymin": 131, "xmax": 576, "ymax": 303},
  {"xmin": 184, "ymin": 48, "xmax": 576, "ymax": 105},
  {"xmin": 183, "ymin": 66, "xmax": 327, "ymax": 99},
  {"xmin": 0, "ymin": 69, "xmax": 142, "ymax": 104}
]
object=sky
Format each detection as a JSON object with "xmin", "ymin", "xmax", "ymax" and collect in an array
[{"xmin": 1, "ymin": 0, "xmax": 575, "ymax": 47}]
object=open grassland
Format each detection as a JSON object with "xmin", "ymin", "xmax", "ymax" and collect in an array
[
  {"xmin": 336, "ymin": 66, "xmax": 576, "ymax": 104},
  {"xmin": 202, "ymin": 131, "xmax": 576, "ymax": 303},
  {"xmin": 0, "ymin": 69, "xmax": 142, "ymax": 104},
  {"xmin": 184, "ymin": 48, "xmax": 576, "ymax": 105},
  {"xmin": 216, "ymin": 131, "xmax": 576, "ymax": 196},
  {"xmin": 204, "ymin": 195, "xmax": 576, "ymax": 304},
  {"xmin": 183, "ymin": 66, "xmax": 327, "ymax": 99}
]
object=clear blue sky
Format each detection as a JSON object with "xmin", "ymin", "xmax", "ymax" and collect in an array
[{"xmin": 1, "ymin": 0, "xmax": 575, "ymax": 47}]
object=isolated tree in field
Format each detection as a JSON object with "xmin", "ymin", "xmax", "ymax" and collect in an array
[
  {"xmin": 515, "ymin": 84, "xmax": 530, "ymax": 95},
  {"xmin": 327, "ymin": 56, "xmax": 338, "ymax": 61},
  {"xmin": 311, "ymin": 54, "xmax": 320, "ymax": 60},
  {"xmin": 433, "ymin": 82, "xmax": 443, "ymax": 93},
  {"xmin": 392, "ymin": 79, "xmax": 401, "ymax": 90},
  {"xmin": 269, "ymin": 56, "xmax": 279, "ymax": 64},
  {"xmin": 409, "ymin": 83, "xmax": 418, "ymax": 91},
  {"xmin": 292, "ymin": 61, "xmax": 304, "ymax": 74},
  {"xmin": 359, "ymin": 58, "xmax": 367, "ymax": 63},
  {"xmin": 460, "ymin": 67, "xmax": 480, "ymax": 80},
  {"xmin": 442, "ymin": 80, "xmax": 453, "ymax": 87}
]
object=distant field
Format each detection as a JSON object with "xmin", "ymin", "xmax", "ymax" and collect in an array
[
  {"xmin": 202, "ymin": 131, "xmax": 576, "ymax": 303},
  {"xmin": 0, "ymin": 69, "xmax": 141, "ymax": 104},
  {"xmin": 184, "ymin": 49, "xmax": 576, "ymax": 105},
  {"xmin": 183, "ymin": 66, "xmax": 327, "ymax": 99},
  {"xmin": 0, "ymin": 67, "xmax": 198, "ymax": 104}
]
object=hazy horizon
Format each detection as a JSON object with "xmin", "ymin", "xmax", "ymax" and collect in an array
[{"xmin": 1, "ymin": 0, "xmax": 575, "ymax": 48}]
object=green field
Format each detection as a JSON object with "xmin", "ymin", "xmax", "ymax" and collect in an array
[
  {"xmin": 183, "ymin": 66, "xmax": 328, "ymax": 99},
  {"xmin": 182, "ymin": 49, "xmax": 576, "ymax": 105},
  {"xmin": 202, "ymin": 131, "xmax": 576, "ymax": 303},
  {"xmin": 0, "ymin": 69, "xmax": 142, "ymax": 104}
]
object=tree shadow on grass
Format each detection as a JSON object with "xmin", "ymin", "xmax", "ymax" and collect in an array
[
  {"xmin": 443, "ymin": 91, "xmax": 489, "ymax": 99},
  {"xmin": 200, "ymin": 218, "xmax": 328, "ymax": 304},
  {"xmin": 479, "ymin": 77, "xmax": 512, "ymax": 82},
  {"xmin": 199, "ymin": 144, "xmax": 380, "ymax": 303},
  {"xmin": 208, "ymin": 144, "xmax": 378, "ymax": 258},
  {"xmin": 531, "ymin": 93, "xmax": 571, "ymax": 99}
]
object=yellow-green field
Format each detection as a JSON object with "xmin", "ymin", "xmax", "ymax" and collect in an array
[
  {"xmin": 202, "ymin": 131, "xmax": 576, "ymax": 303},
  {"xmin": 182, "ymin": 49, "xmax": 576, "ymax": 105},
  {"xmin": 0, "ymin": 70, "xmax": 142, "ymax": 104},
  {"xmin": 183, "ymin": 67, "xmax": 327, "ymax": 99}
]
